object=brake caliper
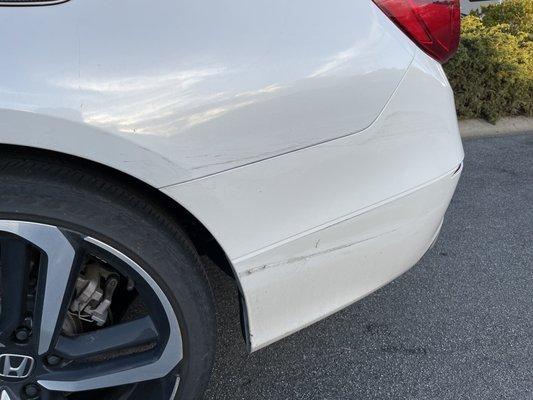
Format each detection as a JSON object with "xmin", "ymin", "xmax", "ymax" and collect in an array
[{"xmin": 68, "ymin": 263, "xmax": 120, "ymax": 328}]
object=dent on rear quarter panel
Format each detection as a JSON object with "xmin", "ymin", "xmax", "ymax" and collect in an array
[
  {"xmin": 163, "ymin": 50, "xmax": 464, "ymax": 349},
  {"xmin": 0, "ymin": 0, "xmax": 413, "ymax": 186}
]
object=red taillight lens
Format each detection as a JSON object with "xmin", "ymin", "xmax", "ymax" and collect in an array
[{"xmin": 373, "ymin": 0, "xmax": 461, "ymax": 63}]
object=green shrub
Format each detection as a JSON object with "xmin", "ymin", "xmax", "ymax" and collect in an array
[
  {"xmin": 481, "ymin": 0, "xmax": 533, "ymax": 37},
  {"xmin": 444, "ymin": 0, "xmax": 533, "ymax": 123}
]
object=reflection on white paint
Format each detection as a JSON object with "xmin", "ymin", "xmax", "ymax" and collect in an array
[
  {"xmin": 58, "ymin": 68, "xmax": 226, "ymax": 94},
  {"xmin": 51, "ymin": 65, "xmax": 288, "ymax": 135},
  {"xmin": 0, "ymin": 0, "xmax": 415, "ymax": 179},
  {"xmin": 309, "ymin": 17, "xmax": 386, "ymax": 78}
]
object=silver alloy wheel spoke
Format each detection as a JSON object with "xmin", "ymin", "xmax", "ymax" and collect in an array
[
  {"xmin": 0, "ymin": 221, "xmax": 75, "ymax": 355},
  {"xmin": 0, "ymin": 220, "xmax": 183, "ymax": 395},
  {"xmin": 1, "ymin": 387, "xmax": 21, "ymax": 400},
  {"xmin": 37, "ymin": 236, "xmax": 182, "ymax": 393}
]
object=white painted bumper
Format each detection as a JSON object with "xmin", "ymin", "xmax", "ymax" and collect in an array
[
  {"xmin": 163, "ymin": 50, "xmax": 464, "ymax": 350},
  {"xmin": 237, "ymin": 165, "xmax": 461, "ymax": 350}
]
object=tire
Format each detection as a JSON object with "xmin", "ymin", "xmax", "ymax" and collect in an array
[{"xmin": 0, "ymin": 149, "xmax": 216, "ymax": 400}]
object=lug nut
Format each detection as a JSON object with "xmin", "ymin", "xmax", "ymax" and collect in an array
[
  {"xmin": 15, "ymin": 327, "xmax": 31, "ymax": 342},
  {"xmin": 46, "ymin": 355, "xmax": 61, "ymax": 366},
  {"xmin": 24, "ymin": 384, "xmax": 39, "ymax": 398}
]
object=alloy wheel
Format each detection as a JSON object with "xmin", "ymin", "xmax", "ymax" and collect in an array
[{"xmin": 0, "ymin": 220, "xmax": 183, "ymax": 400}]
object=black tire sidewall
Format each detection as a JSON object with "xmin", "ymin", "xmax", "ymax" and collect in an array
[{"xmin": 0, "ymin": 159, "xmax": 216, "ymax": 400}]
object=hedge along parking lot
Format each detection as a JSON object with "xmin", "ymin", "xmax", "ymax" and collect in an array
[{"xmin": 444, "ymin": 0, "xmax": 533, "ymax": 124}]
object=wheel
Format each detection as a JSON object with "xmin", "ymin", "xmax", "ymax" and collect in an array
[{"xmin": 0, "ymin": 151, "xmax": 216, "ymax": 400}]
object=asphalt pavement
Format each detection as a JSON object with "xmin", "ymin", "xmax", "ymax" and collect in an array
[{"xmin": 204, "ymin": 133, "xmax": 533, "ymax": 400}]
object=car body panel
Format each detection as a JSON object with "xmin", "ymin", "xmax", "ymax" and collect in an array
[
  {"xmin": 163, "ymin": 50, "xmax": 464, "ymax": 349},
  {"xmin": 163, "ymin": 51, "xmax": 464, "ymax": 261},
  {"xmin": 236, "ymin": 167, "xmax": 460, "ymax": 350},
  {"xmin": 0, "ymin": 0, "xmax": 413, "ymax": 185},
  {"xmin": 0, "ymin": 0, "xmax": 464, "ymax": 351}
]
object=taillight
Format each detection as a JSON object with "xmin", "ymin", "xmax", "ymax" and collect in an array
[{"xmin": 373, "ymin": 0, "xmax": 461, "ymax": 63}]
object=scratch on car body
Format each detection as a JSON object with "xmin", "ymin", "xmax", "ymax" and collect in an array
[{"xmin": 240, "ymin": 228, "xmax": 399, "ymax": 278}]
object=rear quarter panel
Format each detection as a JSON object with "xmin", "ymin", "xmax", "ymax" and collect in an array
[{"xmin": 0, "ymin": 0, "xmax": 414, "ymax": 184}]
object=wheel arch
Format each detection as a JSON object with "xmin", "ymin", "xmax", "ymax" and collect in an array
[
  {"xmin": 0, "ymin": 143, "xmax": 233, "ymax": 271},
  {"xmin": 0, "ymin": 142, "xmax": 249, "ymax": 342}
]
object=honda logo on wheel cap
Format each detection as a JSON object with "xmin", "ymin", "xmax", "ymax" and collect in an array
[{"xmin": 0, "ymin": 354, "xmax": 34, "ymax": 379}]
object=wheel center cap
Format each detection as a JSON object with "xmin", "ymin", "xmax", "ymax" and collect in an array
[{"xmin": 0, "ymin": 354, "xmax": 35, "ymax": 379}]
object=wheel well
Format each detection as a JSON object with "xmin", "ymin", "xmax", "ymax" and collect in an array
[{"xmin": 0, "ymin": 144, "xmax": 236, "ymax": 279}]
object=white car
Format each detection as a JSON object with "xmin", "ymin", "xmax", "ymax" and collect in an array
[{"xmin": 0, "ymin": 0, "xmax": 464, "ymax": 399}]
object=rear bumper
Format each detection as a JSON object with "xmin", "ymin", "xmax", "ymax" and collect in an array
[
  {"xmin": 237, "ymin": 165, "xmax": 462, "ymax": 350},
  {"xmin": 163, "ymin": 49, "xmax": 464, "ymax": 351}
]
